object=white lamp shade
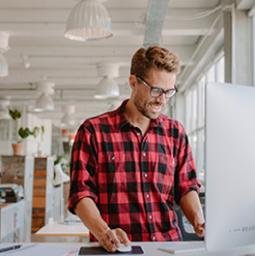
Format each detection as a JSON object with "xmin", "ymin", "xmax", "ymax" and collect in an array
[
  {"xmin": 34, "ymin": 93, "xmax": 54, "ymax": 112},
  {"xmin": 0, "ymin": 54, "xmax": 8, "ymax": 77},
  {"xmin": 61, "ymin": 112, "xmax": 76, "ymax": 127},
  {"xmin": 94, "ymin": 77, "xmax": 120, "ymax": 99},
  {"xmin": 62, "ymin": 104, "xmax": 75, "ymax": 114},
  {"xmin": 64, "ymin": 0, "xmax": 113, "ymax": 41},
  {"xmin": 54, "ymin": 163, "xmax": 70, "ymax": 186}
]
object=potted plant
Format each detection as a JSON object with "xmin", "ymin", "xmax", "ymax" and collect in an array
[{"xmin": 9, "ymin": 109, "xmax": 44, "ymax": 156}]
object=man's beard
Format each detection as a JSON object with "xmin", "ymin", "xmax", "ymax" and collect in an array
[{"xmin": 133, "ymin": 94, "xmax": 161, "ymax": 120}]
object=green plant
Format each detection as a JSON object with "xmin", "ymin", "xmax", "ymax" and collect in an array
[
  {"xmin": 9, "ymin": 109, "xmax": 21, "ymax": 120},
  {"xmin": 9, "ymin": 109, "xmax": 45, "ymax": 143}
]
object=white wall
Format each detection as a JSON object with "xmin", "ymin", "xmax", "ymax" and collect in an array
[{"xmin": 0, "ymin": 141, "xmax": 12, "ymax": 155}]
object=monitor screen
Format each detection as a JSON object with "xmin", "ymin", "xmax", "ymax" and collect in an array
[{"xmin": 205, "ymin": 82, "xmax": 255, "ymax": 252}]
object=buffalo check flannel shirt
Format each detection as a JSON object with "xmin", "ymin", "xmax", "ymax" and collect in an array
[{"xmin": 68, "ymin": 100, "xmax": 201, "ymax": 242}]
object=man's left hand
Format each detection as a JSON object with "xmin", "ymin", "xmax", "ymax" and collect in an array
[{"xmin": 194, "ymin": 222, "xmax": 205, "ymax": 237}]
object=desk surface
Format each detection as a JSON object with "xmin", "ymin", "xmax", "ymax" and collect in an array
[
  {"xmin": 35, "ymin": 221, "xmax": 89, "ymax": 237},
  {"xmin": 8, "ymin": 241, "xmax": 255, "ymax": 256}
]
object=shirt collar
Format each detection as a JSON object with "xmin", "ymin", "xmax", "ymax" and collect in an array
[
  {"xmin": 116, "ymin": 100, "xmax": 164, "ymax": 130},
  {"xmin": 117, "ymin": 100, "xmax": 130, "ymax": 130}
]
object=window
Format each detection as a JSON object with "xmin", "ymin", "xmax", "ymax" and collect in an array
[{"xmin": 184, "ymin": 55, "xmax": 225, "ymax": 184}]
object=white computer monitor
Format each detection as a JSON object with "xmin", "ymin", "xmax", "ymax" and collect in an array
[{"xmin": 205, "ymin": 82, "xmax": 255, "ymax": 252}]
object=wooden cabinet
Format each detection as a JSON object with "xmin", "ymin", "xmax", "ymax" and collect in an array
[
  {"xmin": 0, "ymin": 155, "xmax": 34, "ymax": 242},
  {"xmin": 32, "ymin": 157, "xmax": 61, "ymax": 232}
]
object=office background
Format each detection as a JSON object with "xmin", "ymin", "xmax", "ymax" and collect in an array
[{"xmin": 0, "ymin": 0, "xmax": 254, "ymax": 242}]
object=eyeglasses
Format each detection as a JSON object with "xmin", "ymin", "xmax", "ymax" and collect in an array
[{"xmin": 136, "ymin": 75, "xmax": 178, "ymax": 99}]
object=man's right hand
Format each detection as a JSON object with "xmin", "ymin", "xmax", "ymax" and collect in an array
[
  {"xmin": 74, "ymin": 198, "xmax": 131, "ymax": 253},
  {"xmin": 98, "ymin": 228, "xmax": 131, "ymax": 253}
]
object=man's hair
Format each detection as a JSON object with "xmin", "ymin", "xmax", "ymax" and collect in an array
[{"xmin": 130, "ymin": 45, "xmax": 181, "ymax": 79}]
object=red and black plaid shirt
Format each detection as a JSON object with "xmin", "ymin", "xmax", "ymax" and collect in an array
[{"xmin": 68, "ymin": 100, "xmax": 200, "ymax": 242}]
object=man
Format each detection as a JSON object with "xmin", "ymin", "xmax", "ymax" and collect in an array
[{"xmin": 68, "ymin": 45, "xmax": 205, "ymax": 252}]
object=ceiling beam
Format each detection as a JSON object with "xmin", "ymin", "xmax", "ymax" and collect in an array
[
  {"xmin": 0, "ymin": 20, "xmax": 215, "ymax": 37},
  {"xmin": 0, "ymin": 0, "xmax": 148, "ymax": 9},
  {"xmin": 0, "ymin": 8, "xmax": 221, "ymax": 22},
  {"xmin": 6, "ymin": 45, "xmax": 196, "ymax": 58}
]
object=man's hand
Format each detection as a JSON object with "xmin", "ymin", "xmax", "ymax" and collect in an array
[
  {"xmin": 179, "ymin": 191, "xmax": 205, "ymax": 238},
  {"xmin": 194, "ymin": 222, "xmax": 205, "ymax": 237},
  {"xmin": 98, "ymin": 228, "xmax": 131, "ymax": 253},
  {"xmin": 74, "ymin": 198, "xmax": 131, "ymax": 252}
]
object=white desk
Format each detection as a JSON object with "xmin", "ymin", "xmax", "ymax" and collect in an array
[
  {"xmin": 6, "ymin": 241, "xmax": 255, "ymax": 256},
  {"xmin": 35, "ymin": 221, "xmax": 89, "ymax": 237},
  {"xmin": 140, "ymin": 242, "xmax": 255, "ymax": 256}
]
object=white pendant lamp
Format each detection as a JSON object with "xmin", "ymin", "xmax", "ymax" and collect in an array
[
  {"xmin": 61, "ymin": 105, "xmax": 76, "ymax": 127},
  {"xmin": 64, "ymin": 0, "xmax": 113, "ymax": 41},
  {"xmin": 94, "ymin": 77, "xmax": 119, "ymax": 99},
  {"xmin": 34, "ymin": 82, "xmax": 55, "ymax": 112},
  {"xmin": 61, "ymin": 113, "xmax": 75, "ymax": 127},
  {"xmin": 35, "ymin": 94, "xmax": 54, "ymax": 112},
  {"xmin": 94, "ymin": 62, "xmax": 120, "ymax": 99}
]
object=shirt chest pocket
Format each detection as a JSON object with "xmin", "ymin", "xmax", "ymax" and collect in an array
[
  {"xmin": 105, "ymin": 152, "xmax": 125, "ymax": 172},
  {"xmin": 155, "ymin": 154, "xmax": 175, "ymax": 197},
  {"xmin": 101, "ymin": 153, "xmax": 128, "ymax": 191}
]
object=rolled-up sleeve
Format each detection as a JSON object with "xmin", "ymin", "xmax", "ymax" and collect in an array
[
  {"xmin": 68, "ymin": 122, "xmax": 98, "ymax": 214},
  {"xmin": 174, "ymin": 127, "xmax": 201, "ymax": 204}
]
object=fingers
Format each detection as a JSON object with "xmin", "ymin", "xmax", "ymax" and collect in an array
[
  {"xmin": 115, "ymin": 228, "xmax": 131, "ymax": 246},
  {"xmin": 98, "ymin": 228, "xmax": 131, "ymax": 253},
  {"xmin": 194, "ymin": 223, "xmax": 205, "ymax": 237},
  {"xmin": 195, "ymin": 227, "xmax": 205, "ymax": 237},
  {"xmin": 98, "ymin": 229, "xmax": 117, "ymax": 253}
]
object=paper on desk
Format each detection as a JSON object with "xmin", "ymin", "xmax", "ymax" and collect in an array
[{"xmin": 1, "ymin": 245, "xmax": 78, "ymax": 256}]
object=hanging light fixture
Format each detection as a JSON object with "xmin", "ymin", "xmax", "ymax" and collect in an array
[
  {"xmin": 61, "ymin": 105, "xmax": 76, "ymax": 127},
  {"xmin": 64, "ymin": 0, "xmax": 113, "ymax": 41},
  {"xmin": 34, "ymin": 82, "xmax": 55, "ymax": 112},
  {"xmin": 94, "ymin": 62, "xmax": 120, "ymax": 99},
  {"xmin": 94, "ymin": 77, "xmax": 119, "ymax": 99},
  {"xmin": 0, "ymin": 31, "xmax": 10, "ymax": 77},
  {"xmin": 0, "ymin": 99, "xmax": 10, "ymax": 120}
]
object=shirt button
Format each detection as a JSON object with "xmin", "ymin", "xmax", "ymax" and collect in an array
[
  {"xmin": 137, "ymin": 132, "xmax": 140, "ymax": 136},
  {"xmin": 143, "ymin": 152, "xmax": 146, "ymax": 157},
  {"xmin": 111, "ymin": 155, "xmax": 115, "ymax": 160},
  {"xmin": 149, "ymin": 215, "xmax": 152, "ymax": 219},
  {"xmin": 146, "ymin": 194, "xmax": 149, "ymax": 198},
  {"xmin": 144, "ymin": 173, "xmax": 148, "ymax": 178},
  {"xmin": 152, "ymin": 236, "xmax": 156, "ymax": 240}
]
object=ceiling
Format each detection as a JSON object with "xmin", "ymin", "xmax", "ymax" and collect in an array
[{"xmin": 0, "ymin": 0, "xmax": 253, "ymax": 128}]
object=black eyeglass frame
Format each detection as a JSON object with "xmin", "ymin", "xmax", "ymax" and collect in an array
[{"xmin": 136, "ymin": 75, "xmax": 178, "ymax": 99}]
